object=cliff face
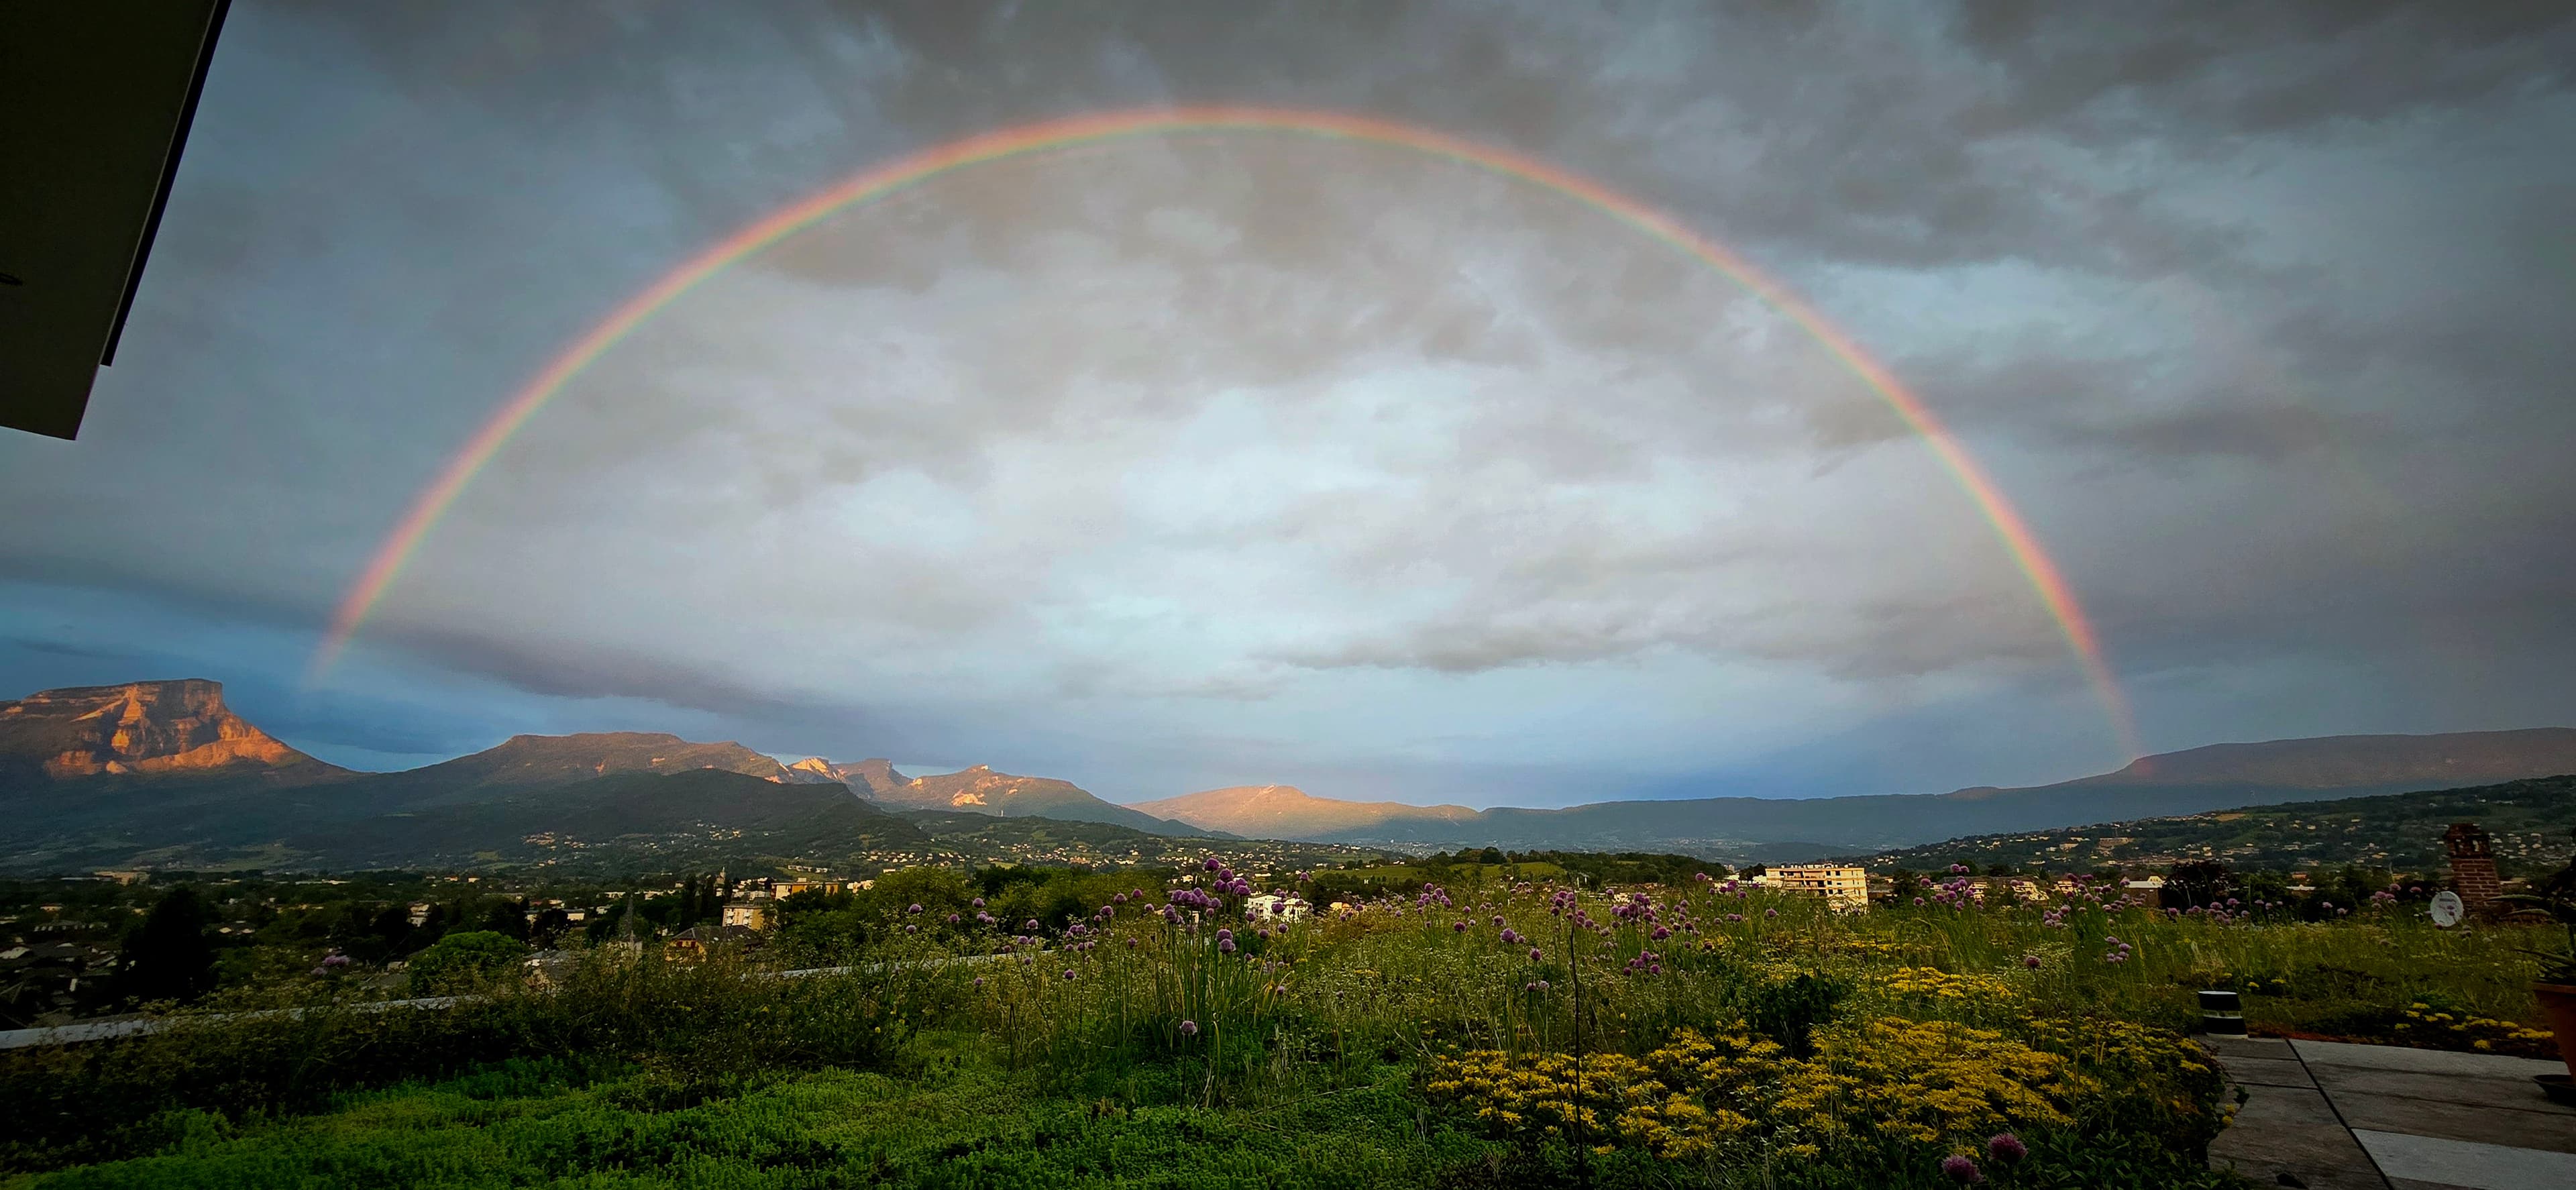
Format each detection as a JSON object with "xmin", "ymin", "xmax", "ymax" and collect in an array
[{"xmin": 0, "ymin": 680, "xmax": 339, "ymax": 779}]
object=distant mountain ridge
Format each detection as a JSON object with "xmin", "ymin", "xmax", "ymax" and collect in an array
[
  {"xmin": 844, "ymin": 762, "xmax": 1202, "ymax": 835},
  {"xmin": 0, "ymin": 679, "xmax": 1210, "ymax": 873},
  {"xmin": 7, "ymin": 679, "xmax": 2573, "ymax": 869},
  {"xmin": 1124, "ymin": 729, "xmax": 2576, "ymax": 858},
  {"xmin": 1131, "ymin": 785, "xmax": 1479, "ymax": 837}
]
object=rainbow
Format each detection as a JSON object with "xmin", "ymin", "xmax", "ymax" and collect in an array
[{"xmin": 309, "ymin": 105, "xmax": 2140, "ymax": 760}]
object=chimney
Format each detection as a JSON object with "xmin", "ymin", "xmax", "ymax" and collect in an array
[{"xmin": 2443, "ymin": 822, "xmax": 2501, "ymax": 908}]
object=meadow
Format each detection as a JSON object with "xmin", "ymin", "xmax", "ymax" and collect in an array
[{"xmin": 1, "ymin": 864, "xmax": 2558, "ymax": 1189}]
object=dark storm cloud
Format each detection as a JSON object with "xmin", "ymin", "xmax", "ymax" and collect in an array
[{"xmin": 5, "ymin": 0, "xmax": 2573, "ymax": 804}]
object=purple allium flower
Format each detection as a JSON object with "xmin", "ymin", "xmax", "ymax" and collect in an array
[
  {"xmin": 2023, "ymin": 955, "xmax": 2041, "ymax": 969},
  {"xmin": 1940, "ymin": 1154, "xmax": 1984, "ymax": 1184},
  {"xmin": 1179, "ymin": 1019, "xmax": 1199, "ymax": 1036},
  {"xmin": 1529, "ymin": 947, "xmax": 1543, "ymax": 962},
  {"xmin": 1764, "ymin": 908, "xmax": 1778, "ymax": 918},
  {"xmin": 1205, "ymin": 858, "xmax": 1222, "ymax": 871},
  {"xmin": 1453, "ymin": 921, "xmax": 1467, "ymax": 932},
  {"xmin": 905, "ymin": 924, "xmax": 918, "ymax": 934},
  {"xmin": 1986, "ymin": 1134, "xmax": 2026, "ymax": 1165},
  {"xmin": 1913, "ymin": 898, "xmax": 1926, "ymax": 907},
  {"xmin": 908, "ymin": 904, "xmax": 923, "ymax": 914},
  {"xmin": 1026, "ymin": 920, "xmax": 1041, "ymax": 932},
  {"xmin": 971, "ymin": 898, "xmax": 985, "ymax": 908},
  {"xmin": 1219, "ymin": 938, "xmax": 1237, "ymax": 953},
  {"xmin": 1492, "ymin": 916, "xmax": 1505, "ymax": 928}
]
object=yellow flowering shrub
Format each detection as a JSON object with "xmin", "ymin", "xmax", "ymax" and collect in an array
[
  {"xmin": 1787, "ymin": 1018, "xmax": 2076, "ymax": 1146},
  {"xmin": 2397, "ymin": 1004, "xmax": 2555, "ymax": 1052},
  {"xmin": 1429, "ymin": 1017, "xmax": 2082, "ymax": 1159},
  {"xmin": 1878, "ymin": 966, "xmax": 2017, "ymax": 1002}
]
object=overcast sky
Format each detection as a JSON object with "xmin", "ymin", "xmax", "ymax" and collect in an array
[{"xmin": 4, "ymin": 1, "xmax": 2571, "ymax": 808}]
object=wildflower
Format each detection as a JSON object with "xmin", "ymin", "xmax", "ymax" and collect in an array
[
  {"xmin": 1063, "ymin": 968, "xmax": 1075, "ymax": 980},
  {"xmin": 1454, "ymin": 921, "xmax": 1468, "ymax": 932},
  {"xmin": 971, "ymin": 898, "xmax": 985, "ymax": 908},
  {"xmin": 1179, "ymin": 1019, "xmax": 1199, "ymax": 1036},
  {"xmin": 1986, "ymin": 1133, "xmax": 2026, "ymax": 1165},
  {"xmin": 973, "ymin": 977, "xmax": 984, "ymax": 987},
  {"xmin": 1220, "ymin": 938, "xmax": 1237, "ymax": 953},
  {"xmin": 1940, "ymin": 1154, "xmax": 1984, "ymax": 1184},
  {"xmin": 2022, "ymin": 955, "xmax": 2041, "ymax": 969},
  {"xmin": 1765, "ymin": 908, "xmax": 1778, "ymax": 918},
  {"xmin": 1529, "ymin": 947, "xmax": 1544, "ymax": 962},
  {"xmin": 908, "ymin": 903, "xmax": 923, "ymax": 914}
]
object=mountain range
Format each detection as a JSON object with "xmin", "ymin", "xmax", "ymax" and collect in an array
[
  {"xmin": 1129, "ymin": 730, "xmax": 2576, "ymax": 855},
  {"xmin": 5, "ymin": 678, "xmax": 2575, "ymax": 872},
  {"xmin": 0, "ymin": 680, "xmax": 1203, "ymax": 874}
]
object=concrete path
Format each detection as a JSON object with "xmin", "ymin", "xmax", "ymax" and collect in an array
[{"xmin": 2204, "ymin": 1034, "xmax": 2576, "ymax": 1190}]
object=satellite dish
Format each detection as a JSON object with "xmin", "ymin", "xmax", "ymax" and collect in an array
[{"xmin": 2430, "ymin": 890, "xmax": 2464, "ymax": 928}]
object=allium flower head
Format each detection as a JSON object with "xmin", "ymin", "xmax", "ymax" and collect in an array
[
  {"xmin": 1939, "ymin": 1154, "xmax": 1984, "ymax": 1184},
  {"xmin": 1178, "ymin": 1019, "xmax": 1198, "ymax": 1036},
  {"xmin": 1986, "ymin": 1133, "xmax": 2027, "ymax": 1165}
]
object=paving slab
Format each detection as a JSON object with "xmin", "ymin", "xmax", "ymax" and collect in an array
[
  {"xmin": 2353, "ymin": 1128, "xmax": 2576, "ymax": 1190},
  {"xmin": 2331, "ymin": 1090, "xmax": 2576, "ymax": 1155},
  {"xmin": 2208, "ymin": 1083, "xmax": 2392, "ymax": 1190},
  {"xmin": 2224, "ymin": 1056, "xmax": 2320, "ymax": 1088},
  {"xmin": 2291, "ymin": 1039, "xmax": 2565, "ymax": 1079},
  {"xmin": 2204, "ymin": 1034, "xmax": 2299, "ymax": 1061},
  {"xmin": 2307, "ymin": 1063, "xmax": 2576, "ymax": 1117}
]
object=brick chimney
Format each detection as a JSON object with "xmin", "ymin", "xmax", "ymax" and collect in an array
[{"xmin": 2443, "ymin": 822, "xmax": 2500, "ymax": 908}]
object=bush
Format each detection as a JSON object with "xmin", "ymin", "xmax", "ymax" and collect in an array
[{"xmin": 404, "ymin": 930, "xmax": 529, "ymax": 994}]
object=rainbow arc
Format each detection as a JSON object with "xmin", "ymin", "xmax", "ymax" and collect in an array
[{"xmin": 309, "ymin": 106, "xmax": 2140, "ymax": 762}]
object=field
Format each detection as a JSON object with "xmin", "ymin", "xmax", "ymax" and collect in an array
[{"xmin": 3, "ymin": 866, "xmax": 2562, "ymax": 1189}]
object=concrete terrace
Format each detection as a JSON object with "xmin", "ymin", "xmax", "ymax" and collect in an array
[{"xmin": 2204, "ymin": 1034, "xmax": 2576, "ymax": 1190}]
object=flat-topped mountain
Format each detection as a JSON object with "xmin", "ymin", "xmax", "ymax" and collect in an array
[
  {"xmin": 0, "ymin": 680, "xmax": 344, "ymax": 783},
  {"xmin": 1130, "ymin": 784, "xmax": 1480, "ymax": 839}
]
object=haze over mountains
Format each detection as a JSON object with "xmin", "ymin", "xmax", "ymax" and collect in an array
[{"xmin": 5, "ymin": 680, "xmax": 2575, "ymax": 873}]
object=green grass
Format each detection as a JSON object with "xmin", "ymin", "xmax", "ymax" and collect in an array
[{"xmin": 14, "ymin": 1061, "xmax": 1492, "ymax": 1189}]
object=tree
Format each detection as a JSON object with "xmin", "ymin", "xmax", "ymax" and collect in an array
[
  {"xmin": 117, "ymin": 887, "xmax": 218, "ymax": 1006},
  {"xmin": 407, "ymin": 930, "xmax": 529, "ymax": 994}
]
